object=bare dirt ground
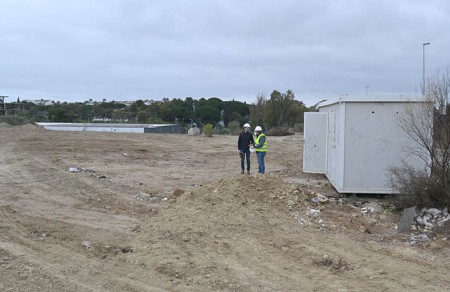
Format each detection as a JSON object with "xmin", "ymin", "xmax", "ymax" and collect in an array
[{"xmin": 1, "ymin": 124, "xmax": 449, "ymax": 291}]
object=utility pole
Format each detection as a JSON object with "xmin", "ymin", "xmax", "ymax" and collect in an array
[{"xmin": 422, "ymin": 42, "xmax": 430, "ymax": 95}]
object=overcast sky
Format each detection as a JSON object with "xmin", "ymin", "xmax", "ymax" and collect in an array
[{"xmin": 1, "ymin": 0, "xmax": 449, "ymax": 106}]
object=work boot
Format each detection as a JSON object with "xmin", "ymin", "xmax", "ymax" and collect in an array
[
  {"xmin": 247, "ymin": 171, "xmax": 250, "ymax": 175},
  {"xmin": 241, "ymin": 170, "xmax": 244, "ymax": 174}
]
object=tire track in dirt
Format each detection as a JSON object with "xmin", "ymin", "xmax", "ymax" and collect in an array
[
  {"xmin": 0, "ymin": 136, "xmax": 139, "ymax": 236},
  {"xmin": 0, "ymin": 128, "xmax": 156, "ymax": 291}
]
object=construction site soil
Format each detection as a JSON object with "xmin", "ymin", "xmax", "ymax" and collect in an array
[{"xmin": 1, "ymin": 124, "xmax": 449, "ymax": 291}]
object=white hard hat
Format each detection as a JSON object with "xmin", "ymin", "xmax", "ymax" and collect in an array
[
  {"xmin": 243, "ymin": 123, "xmax": 251, "ymax": 128},
  {"xmin": 254, "ymin": 126, "xmax": 262, "ymax": 132}
]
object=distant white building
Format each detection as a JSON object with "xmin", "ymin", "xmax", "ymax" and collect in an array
[
  {"xmin": 37, "ymin": 123, "xmax": 181, "ymax": 134},
  {"xmin": 23, "ymin": 99, "xmax": 53, "ymax": 106}
]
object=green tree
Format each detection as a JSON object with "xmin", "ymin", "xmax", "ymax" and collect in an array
[
  {"xmin": 130, "ymin": 100, "xmax": 147, "ymax": 117},
  {"xmin": 265, "ymin": 89, "xmax": 296, "ymax": 128},
  {"xmin": 249, "ymin": 93, "xmax": 267, "ymax": 129},
  {"xmin": 286, "ymin": 100, "xmax": 308, "ymax": 128},
  {"xmin": 221, "ymin": 100, "xmax": 250, "ymax": 126},
  {"xmin": 195, "ymin": 105, "xmax": 221, "ymax": 125},
  {"xmin": 137, "ymin": 110, "xmax": 148, "ymax": 123},
  {"xmin": 47, "ymin": 104, "xmax": 73, "ymax": 122}
]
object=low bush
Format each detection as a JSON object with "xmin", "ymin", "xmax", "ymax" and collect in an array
[
  {"xmin": 0, "ymin": 116, "xmax": 31, "ymax": 126},
  {"xmin": 227, "ymin": 121, "xmax": 241, "ymax": 135},
  {"xmin": 265, "ymin": 126, "xmax": 295, "ymax": 136},
  {"xmin": 204, "ymin": 124, "xmax": 213, "ymax": 137},
  {"xmin": 390, "ymin": 164, "xmax": 450, "ymax": 209}
]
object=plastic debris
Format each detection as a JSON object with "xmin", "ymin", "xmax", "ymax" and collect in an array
[
  {"xmin": 311, "ymin": 193, "xmax": 329, "ymax": 203},
  {"xmin": 361, "ymin": 207, "xmax": 376, "ymax": 214},
  {"xmin": 69, "ymin": 166, "xmax": 96, "ymax": 173},
  {"xmin": 308, "ymin": 209, "xmax": 321, "ymax": 217}
]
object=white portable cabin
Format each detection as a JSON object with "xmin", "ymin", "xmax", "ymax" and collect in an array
[{"xmin": 303, "ymin": 97, "xmax": 429, "ymax": 194}]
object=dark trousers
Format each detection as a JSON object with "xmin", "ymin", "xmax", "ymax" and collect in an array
[{"xmin": 240, "ymin": 148, "xmax": 251, "ymax": 171}]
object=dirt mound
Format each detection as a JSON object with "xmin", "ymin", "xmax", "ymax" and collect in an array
[
  {"xmin": 20, "ymin": 123, "xmax": 39, "ymax": 130},
  {"xmin": 175, "ymin": 174, "xmax": 309, "ymax": 212},
  {"xmin": 0, "ymin": 122, "xmax": 11, "ymax": 128},
  {"xmin": 127, "ymin": 175, "xmax": 313, "ymax": 290}
]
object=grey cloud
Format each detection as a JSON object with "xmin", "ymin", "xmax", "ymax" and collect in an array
[{"xmin": 1, "ymin": 0, "xmax": 449, "ymax": 105}]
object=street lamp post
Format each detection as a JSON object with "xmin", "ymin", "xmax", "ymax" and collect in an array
[{"xmin": 422, "ymin": 42, "xmax": 430, "ymax": 95}]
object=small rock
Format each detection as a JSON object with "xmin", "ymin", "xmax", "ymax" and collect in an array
[
  {"xmin": 437, "ymin": 217, "xmax": 450, "ymax": 227},
  {"xmin": 311, "ymin": 197, "xmax": 320, "ymax": 203},
  {"xmin": 397, "ymin": 207, "xmax": 417, "ymax": 233},
  {"xmin": 424, "ymin": 221, "xmax": 434, "ymax": 228},
  {"xmin": 410, "ymin": 234, "xmax": 429, "ymax": 244},
  {"xmin": 352, "ymin": 201, "xmax": 363, "ymax": 207},
  {"xmin": 425, "ymin": 208, "xmax": 442, "ymax": 218},
  {"xmin": 82, "ymin": 241, "xmax": 91, "ymax": 249},
  {"xmin": 308, "ymin": 209, "xmax": 321, "ymax": 217}
]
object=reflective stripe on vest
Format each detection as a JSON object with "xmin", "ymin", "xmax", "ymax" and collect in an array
[{"xmin": 255, "ymin": 133, "xmax": 267, "ymax": 152}]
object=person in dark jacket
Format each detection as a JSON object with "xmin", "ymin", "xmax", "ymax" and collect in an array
[{"xmin": 237, "ymin": 123, "xmax": 254, "ymax": 174}]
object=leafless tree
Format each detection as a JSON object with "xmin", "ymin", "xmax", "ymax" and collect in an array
[
  {"xmin": 391, "ymin": 69, "xmax": 450, "ymax": 207},
  {"xmin": 249, "ymin": 93, "xmax": 267, "ymax": 129}
]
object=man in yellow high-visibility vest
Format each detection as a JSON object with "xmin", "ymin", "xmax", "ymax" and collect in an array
[{"xmin": 254, "ymin": 126, "xmax": 267, "ymax": 174}]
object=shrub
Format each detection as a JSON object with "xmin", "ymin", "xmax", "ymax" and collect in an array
[
  {"xmin": 265, "ymin": 126, "xmax": 295, "ymax": 136},
  {"xmin": 227, "ymin": 121, "xmax": 241, "ymax": 135},
  {"xmin": 389, "ymin": 163, "xmax": 450, "ymax": 208},
  {"xmin": 0, "ymin": 116, "xmax": 31, "ymax": 126},
  {"xmin": 214, "ymin": 127, "xmax": 229, "ymax": 135},
  {"xmin": 204, "ymin": 124, "xmax": 213, "ymax": 137}
]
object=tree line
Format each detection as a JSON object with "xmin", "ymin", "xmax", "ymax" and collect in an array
[{"xmin": 10, "ymin": 89, "xmax": 309, "ymax": 132}]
